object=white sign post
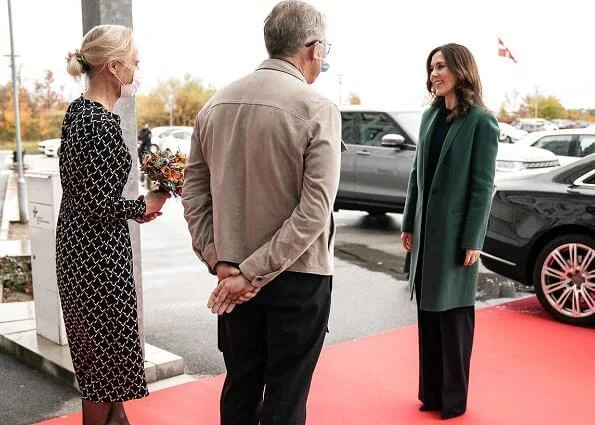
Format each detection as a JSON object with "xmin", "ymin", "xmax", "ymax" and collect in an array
[{"xmin": 26, "ymin": 171, "xmax": 67, "ymax": 345}]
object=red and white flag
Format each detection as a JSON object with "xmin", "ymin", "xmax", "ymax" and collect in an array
[{"xmin": 498, "ymin": 37, "xmax": 517, "ymax": 63}]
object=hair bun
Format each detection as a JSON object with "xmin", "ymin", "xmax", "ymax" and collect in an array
[{"xmin": 66, "ymin": 49, "xmax": 84, "ymax": 78}]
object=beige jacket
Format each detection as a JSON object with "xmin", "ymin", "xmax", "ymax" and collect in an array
[{"xmin": 182, "ymin": 58, "xmax": 344, "ymax": 287}]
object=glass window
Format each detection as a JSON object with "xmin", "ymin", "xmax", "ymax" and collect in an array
[
  {"xmin": 390, "ymin": 111, "xmax": 422, "ymax": 144},
  {"xmin": 159, "ymin": 129, "xmax": 177, "ymax": 138},
  {"xmin": 341, "ymin": 113, "xmax": 360, "ymax": 145},
  {"xmin": 578, "ymin": 135, "xmax": 595, "ymax": 157},
  {"xmin": 359, "ymin": 112, "xmax": 403, "ymax": 147},
  {"xmin": 174, "ymin": 131, "xmax": 192, "ymax": 140},
  {"xmin": 554, "ymin": 159, "xmax": 595, "ymax": 184},
  {"xmin": 532, "ymin": 135, "xmax": 574, "ymax": 156}
]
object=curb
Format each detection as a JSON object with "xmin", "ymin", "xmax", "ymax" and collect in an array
[
  {"xmin": 0, "ymin": 302, "xmax": 185, "ymax": 390},
  {"xmin": 0, "ymin": 173, "xmax": 12, "ymax": 240},
  {"xmin": 0, "ymin": 173, "xmax": 8, "ymax": 238},
  {"xmin": 335, "ymin": 242, "xmax": 520, "ymax": 300}
]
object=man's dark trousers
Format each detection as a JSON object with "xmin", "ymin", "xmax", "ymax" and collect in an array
[{"xmin": 218, "ymin": 271, "xmax": 332, "ymax": 425}]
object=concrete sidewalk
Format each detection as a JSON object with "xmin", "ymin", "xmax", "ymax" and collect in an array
[
  {"xmin": 0, "ymin": 167, "xmax": 188, "ymax": 395},
  {"xmin": 0, "ymin": 301, "xmax": 187, "ymax": 390}
]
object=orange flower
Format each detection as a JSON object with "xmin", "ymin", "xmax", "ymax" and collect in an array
[
  {"xmin": 161, "ymin": 166, "xmax": 173, "ymax": 179},
  {"xmin": 170, "ymin": 170, "xmax": 183, "ymax": 183}
]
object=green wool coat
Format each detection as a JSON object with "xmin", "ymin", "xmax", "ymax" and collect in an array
[{"xmin": 402, "ymin": 105, "xmax": 499, "ymax": 311}]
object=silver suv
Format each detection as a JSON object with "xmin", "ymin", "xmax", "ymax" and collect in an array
[{"xmin": 336, "ymin": 107, "xmax": 423, "ymax": 214}]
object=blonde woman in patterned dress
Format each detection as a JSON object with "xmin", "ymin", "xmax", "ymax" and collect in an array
[{"xmin": 58, "ymin": 25, "xmax": 168, "ymax": 425}]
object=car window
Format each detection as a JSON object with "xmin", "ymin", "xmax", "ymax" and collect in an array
[
  {"xmin": 578, "ymin": 135, "xmax": 595, "ymax": 157},
  {"xmin": 159, "ymin": 129, "xmax": 177, "ymax": 138},
  {"xmin": 359, "ymin": 112, "xmax": 404, "ymax": 147},
  {"xmin": 521, "ymin": 123, "xmax": 536, "ymax": 132},
  {"xmin": 553, "ymin": 159, "xmax": 595, "ymax": 184},
  {"xmin": 174, "ymin": 131, "xmax": 191, "ymax": 140},
  {"xmin": 532, "ymin": 135, "xmax": 574, "ymax": 156},
  {"xmin": 341, "ymin": 112, "xmax": 360, "ymax": 145},
  {"xmin": 390, "ymin": 111, "xmax": 422, "ymax": 144}
]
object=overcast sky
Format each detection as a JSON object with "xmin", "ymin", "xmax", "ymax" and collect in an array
[{"xmin": 1, "ymin": 0, "xmax": 593, "ymax": 112}]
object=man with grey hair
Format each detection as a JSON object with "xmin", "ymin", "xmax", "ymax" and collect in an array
[{"xmin": 182, "ymin": 1, "xmax": 344, "ymax": 424}]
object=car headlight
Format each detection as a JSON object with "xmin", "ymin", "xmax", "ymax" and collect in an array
[{"xmin": 496, "ymin": 160, "xmax": 525, "ymax": 171}]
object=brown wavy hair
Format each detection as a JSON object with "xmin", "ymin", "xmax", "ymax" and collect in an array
[{"xmin": 426, "ymin": 43, "xmax": 484, "ymax": 122}]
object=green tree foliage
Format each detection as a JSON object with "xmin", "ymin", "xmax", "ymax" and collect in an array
[
  {"xmin": 137, "ymin": 75, "xmax": 215, "ymax": 128},
  {"xmin": 521, "ymin": 95, "xmax": 564, "ymax": 120},
  {"xmin": 498, "ymin": 92, "xmax": 594, "ymax": 123}
]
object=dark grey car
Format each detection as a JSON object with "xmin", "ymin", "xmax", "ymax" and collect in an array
[{"xmin": 336, "ymin": 107, "xmax": 423, "ymax": 214}]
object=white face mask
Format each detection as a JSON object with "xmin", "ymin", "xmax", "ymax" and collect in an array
[{"xmin": 114, "ymin": 62, "xmax": 140, "ymax": 98}]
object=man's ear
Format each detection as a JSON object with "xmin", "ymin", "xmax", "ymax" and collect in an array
[{"xmin": 306, "ymin": 43, "xmax": 317, "ymax": 61}]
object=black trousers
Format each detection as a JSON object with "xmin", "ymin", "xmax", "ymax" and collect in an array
[
  {"xmin": 415, "ymin": 282, "xmax": 475, "ymax": 415},
  {"xmin": 218, "ymin": 271, "xmax": 331, "ymax": 425}
]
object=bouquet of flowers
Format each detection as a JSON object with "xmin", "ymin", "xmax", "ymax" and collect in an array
[{"xmin": 140, "ymin": 150, "xmax": 186, "ymax": 197}]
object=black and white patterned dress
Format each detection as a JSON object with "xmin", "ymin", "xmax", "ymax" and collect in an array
[{"xmin": 56, "ymin": 96, "xmax": 149, "ymax": 402}]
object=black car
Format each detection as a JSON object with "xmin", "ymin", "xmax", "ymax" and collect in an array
[{"xmin": 481, "ymin": 156, "xmax": 595, "ymax": 326}]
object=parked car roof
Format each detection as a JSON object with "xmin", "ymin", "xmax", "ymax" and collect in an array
[
  {"xmin": 340, "ymin": 105, "xmax": 424, "ymax": 113},
  {"xmin": 515, "ymin": 128, "xmax": 595, "ymax": 145}
]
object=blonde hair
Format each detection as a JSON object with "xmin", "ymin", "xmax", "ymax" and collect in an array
[{"xmin": 66, "ymin": 25, "xmax": 134, "ymax": 79}]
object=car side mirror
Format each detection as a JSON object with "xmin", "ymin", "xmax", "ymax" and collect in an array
[{"xmin": 381, "ymin": 133, "xmax": 406, "ymax": 147}]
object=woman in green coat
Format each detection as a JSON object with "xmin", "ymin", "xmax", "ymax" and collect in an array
[{"xmin": 401, "ymin": 43, "xmax": 499, "ymax": 420}]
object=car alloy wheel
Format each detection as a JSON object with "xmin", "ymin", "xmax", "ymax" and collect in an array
[{"xmin": 536, "ymin": 237, "xmax": 595, "ymax": 325}]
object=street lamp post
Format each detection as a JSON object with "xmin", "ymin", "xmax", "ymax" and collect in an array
[
  {"xmin": 168, "ymin": 94, "xmax": 175, "ymax": 125},
  {"xmin": 337, "ymin": 74, "xmax": 343, "ymax": 105},
  {"xmin": 533, "ymin": 86, "xmax": 539, "ymax": 118},
  {"xmin": 7, "ymin": 0, "xmax": 28, "ymax": 223}
]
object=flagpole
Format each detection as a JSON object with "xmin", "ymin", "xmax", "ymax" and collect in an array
[{"xmin": 497, "ymin": 36, "xmax": 519, "ymax": 118}]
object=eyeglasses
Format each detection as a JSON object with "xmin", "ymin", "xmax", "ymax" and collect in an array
[
  {"xmin": 119, "ymin": 61, "xmax": 139, "ymax": 72},
  {"xmin": 305, "ymin": 40, "xmax": 332, "ymax": 56}
]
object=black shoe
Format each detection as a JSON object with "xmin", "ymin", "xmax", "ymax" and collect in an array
[
  {"xmin": 419, "ymin": 403, "xmax": 441, "ymax": 412},
  {"xmin": 441, "ymin": 409, "xmax": 466, "ymax": 420}
]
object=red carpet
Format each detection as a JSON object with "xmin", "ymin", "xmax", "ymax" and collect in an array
[{"xmin": 39, "ymin": 297, "xmax": 595, "ymax": 424}]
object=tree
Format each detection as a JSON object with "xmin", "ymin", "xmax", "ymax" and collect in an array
[
  {"xmin": 33, "ymin": 70, "xmax": 66, "ymax": 111},
  {"xmin": 0, "ymin": 83, "xmax": 36, "ymax": 141},
  {"xmin": 0, "ymin": 69, "xmax": 69, "ymax": 142},
  {"xmin": 502, "ymin": 89, "xmax": 520, "ymax": 113},
  {"xmin": 31, "ymin": 70, "xmax": 68, "ymax": 140},
  {"xmin": 348, "ymin": 93, "xmax": 361, "ymax": 105},
  {"xmin": 36, "ymin": 110, "xmax": 65, "ymax": 140},
  {"xmin": 500, "ymin": 89, "xmax": 593, "ymax": 125},
  {"xmin": 538, "ymin": 96, "xmax": 564, "ymax": 120},
  {"xmin": 520, "ymin": 94, "xmax": 564, "ymax": 120},
  {"xmin": 497, "ymin": 105, "xmax": 513, "ymax": 123},
  {"xmin": 139, "ymin": 75, "xmax": 216, "ymax": 128},
  {"xmin": 520, "ymin": 94, "xmax": 540, "ymax": 118},
  {"xmin": 566, "ymin": 108, "xmax": 595, "ymax": 122},
  {"xmin": 136, "ymin": 93, "xmax": 168, "ymax": 127}
]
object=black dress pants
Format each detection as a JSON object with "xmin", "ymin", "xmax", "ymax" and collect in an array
[
  {"xmin": 218, "ymin": 271, "xmax": 331, "ymax": 425},
  {"xmin": 415, "ymin": 276, "xmax": 475, "ymax": 416}
]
